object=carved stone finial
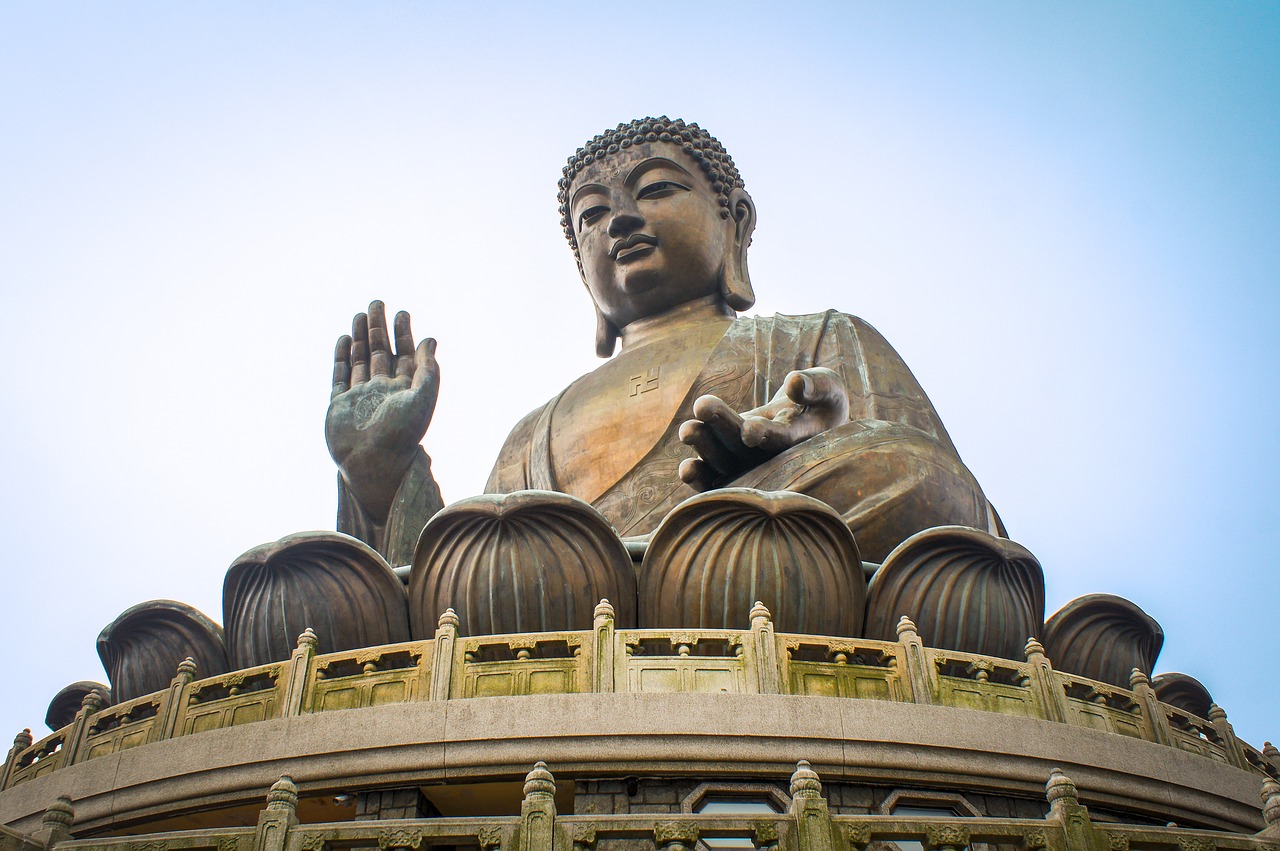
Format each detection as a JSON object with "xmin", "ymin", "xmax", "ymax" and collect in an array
[
  {"xmin": 1264, "ymin": 741, "xmax": 1280, "ymax": 761},
  {"xmin": 523, "ymin": 761, "xmax": 555, "ymax": 798},
  {"xmin": 41, "ymin": 796, "xmax": 73, "ymax": 831},
  {"xmin": 176, "ymin": 657, "xmax": 199, "ymax": 679},
  {"xmin": 296, "ymin": 629, "xmax": 318, "ymax": 650},
  {"xmin": 594, "ymin": 599, "xmax": 615, "ymax": 621},
  {"xmin": 1128, "ymin": 668, "xmax": 1150, "ymax": 689},
  {"xmin": 749, "ymin": 601, "xmax": 771, "ymax": 624},
  {"xmin": 14, "ymin": 728, "xmax": 32, "ymax": 749},
  {"xmin": 79, "ymin": 689, "xmax": 105, "ymax": 714},
  {"xmin": 1024, "ymin": 637, "xmax": 1046, "ymax": 658},
  {"xmin": 1207, "ymin": 703, "xmax": 1228, "ymax": 723},
  {"xmin": 1045, "ymin": 768, "xmax": 1079, "ymax": 805},
  {"xmin": 789, "ymin": 759, "xmax": 822, "ymax": 798},
  {"xmin": 438, "ymin": 608, "xmax": 460, "ymax": 630},
  {"xmin": 266, "ymin": 775, "xmax": 299, "ymax": 810},
  {"xmin": 895, "ymin": 616, "xmax": 918, "ymax": 638},
  {"xmin": 1262, "ymin": 779, "xmax": 1280, "ymax": 826}
]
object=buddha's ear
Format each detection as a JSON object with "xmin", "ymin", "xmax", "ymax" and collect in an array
[
  {"xmin": 721, "ymin": 188, "xmax": 756, "ymax": 311},
  {"xmin": 595, "ymin": 305, "xmax": 620, "ymax": 358}
]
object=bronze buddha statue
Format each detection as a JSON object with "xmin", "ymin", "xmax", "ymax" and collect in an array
[{"xmin": 325, "ymin": 117, "xmax": 999, "ymax": 568}]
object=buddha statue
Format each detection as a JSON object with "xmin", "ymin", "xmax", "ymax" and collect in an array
[{"xmin": 325, "ymin": 117, "xmax": 1000, "ymax": 569}]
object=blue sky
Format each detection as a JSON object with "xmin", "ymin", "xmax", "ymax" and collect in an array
[{"xmin": 1, "ymin": 3, "xmax": 1277, "ymax": 755}]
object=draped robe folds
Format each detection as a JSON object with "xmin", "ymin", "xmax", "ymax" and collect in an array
[{"xmin": 485, "ymin": 311, "xmax": 997, "ymax": 562}]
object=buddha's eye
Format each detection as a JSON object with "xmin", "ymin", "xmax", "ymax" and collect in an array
[
  {"xmin": 578, "ymin": 205, "xmax": 608, "ymax": 228},
  {"xmin": 637, "ymin": 179, "xmax": 689, "ymax": 199}
]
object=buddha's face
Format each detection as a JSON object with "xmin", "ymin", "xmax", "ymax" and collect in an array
[{"xmin": 569, "ymin": 142, "xmax": 733, "ymax": 330}]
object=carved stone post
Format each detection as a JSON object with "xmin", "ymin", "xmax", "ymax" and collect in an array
[
  {"xmin": 32, "ymin": 797, "xmax": 74, "ymax": 847},
  {"xmin": 254, "ymin": 776, "xmax": 299, "ymax": 851},
  {"xmin": 1206, "ymin": 704, "xmax": 1250, "ymax": 770},
  {"xmin": 517, "ymin": 762, "xmax": 556, "ymax": 851},
  {"xmin": 894, "ymin": 617, "xmax": 934, "ymax": 705},
  {"xmin": 283, "ymin": 629, "xmax": 318, "ymax": 717},
  {"xmin": 62, "ymin": 690, "xmax": 106, "ymax": 766},
  {"xmin": 1043, "ymin": 769, "xmax": 1094, "ymax": 851},
  {"xmin": 430, "ymin": 609, "xmax": 459, "ymax": 702},
  {"xmin": 156, "ymin": 657, "xmax": 199, "ymax": 740},
  {"xmin": 1259, "ymin": 778, "xmax": 1280, "ymax": 836},
  {"xmin": 592, "ymin": 600, "xmax": 615, "ymax": 693},
  {"xmin": 922, "ymin": 825, "xmax": 970, "ymax": 851},
  {"xmin": 1127, "ymin": 668, "xmax": 1172, "ymax": 746},
  {"xmin": 1, "ymin": 728, "xmax": 32, "ymax": 790},
  {"xmin": 1264, "ymin": 741, "xmax": 1280, "ymax": 772},
  {"xmin": 788, "ymin": 761, "xmax": 834, "ymax": 851},
  {"xmin": 749, "ymin": 602, "xmax": 780, "ymax": 695},
  {"xmin": 1019, "ymin": 639, "xmax": 1068, "ymax": 725}
]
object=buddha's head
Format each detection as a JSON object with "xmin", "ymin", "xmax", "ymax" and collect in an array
[{"xmin": 559, "ymin": 118, "xmax": 757, "ymax": 357}]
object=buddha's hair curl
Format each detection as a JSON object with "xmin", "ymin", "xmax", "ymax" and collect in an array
[{"xmin": 557, "ymin": 117, "xmax": 746, "ymax": 262}]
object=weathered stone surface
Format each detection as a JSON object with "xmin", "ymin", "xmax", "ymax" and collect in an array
[
  {"xmin": 640, "ymin": 488, "xmax": 864, "ymax": 634},
  {"xmin": 97, "ymin": 600, "xmax": 228, "ymax": 703},
  {"xmin": 44, "ymin": 681, "xmax": 111, "ymax": 731},
  {"xmin": 1153, "ymin": 672, "xmax": 1214, "ymax": 720},
  {"xmin": 864, "ymin": 525, "xmax": 1043, "ymax": 659},
  {"xmin": 408, "ymin": 491, "xmax": 636, "ymax": 637},
  {"xmin": 1043, "ymin": 594, "xmax": 1164, "ymax": 687},
  {"xmin": 224, "ymin": 531, "xmax": 408, "ymax": 668}
]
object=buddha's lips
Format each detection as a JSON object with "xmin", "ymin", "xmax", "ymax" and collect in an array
[{"xmin": 611, "ymin": 234, "xmax": 658, "ymax": 260}]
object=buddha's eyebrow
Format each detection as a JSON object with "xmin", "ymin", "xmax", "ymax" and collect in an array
[
  {"xmin": 625, "ymin": 157, "xmax": 694, "ymax": 186},
  {"xmin": 570, "ymin": 182, "xmax": 608, "ymax": 207}
]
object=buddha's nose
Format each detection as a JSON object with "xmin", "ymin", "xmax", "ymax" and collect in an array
[{"xmin": 607, "ymin": 202, "xmax": 644, "ymax": 237}]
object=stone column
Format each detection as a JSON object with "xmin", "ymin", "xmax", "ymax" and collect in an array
[
  {"xmin": 748, "ymin": 602, "xmax": 780, "ymax": 695},
  {"xmin": 157, "ymin": 658, "xmax": 199, "ymax": 740},
  {"xmin": 518, "ymin": 762, "xmax": 556, "ymax": 851},
  {"xmin": 894, "ymin": 618, "xmax": 934, "ymax": 705},
  {"xmin": 1021, "ymin": 639, "xmax": 1069, "ymax": 725},
  {"xmin": 253, "ymin": 776, "xmax": 299, "ymax": 851},
  {"xmin": 283, "ymin": 629, "xmax": 319, "ymax": 717},
  {"xmin": 1043, "ymin": 769, "xmax": 1094, "ymax": 851},
  {"xmin": 592, "ymin": 600, "xmax": 615, "ymax": 693},
  {"xmin": 0, "ymin": 729, "xmax": 32, "ymax": 790},
  {"xmin": 430, "ymin": 609, "xmax": 459, "ymax": 702},
  {"xmin": 1127, "ymin": 669, "xmax": 1172, "ymax": 746},
  {"xmin": 62, "ymin": 691, "xmax": 105, "ymax": 766},
  {"xmin": 1206, "ymin": 704, "xmax": 1250, "ymax": 771},
  {"xmin": 788, "ymin": 761, "xmax": 834, "ymax": 851}
]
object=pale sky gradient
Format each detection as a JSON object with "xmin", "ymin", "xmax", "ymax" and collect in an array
[{"xmin": 1, "ymin": 4, "xmax": 1276, "ymax": 752}]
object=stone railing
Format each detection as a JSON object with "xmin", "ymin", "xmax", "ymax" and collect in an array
[
  {"xmin": 5, "ymin": 603, "xmax": 1278, "ymax": 791},
  {"xmin": 13, "ymin": 764, "xmax": 1280, "ymax": 851}
]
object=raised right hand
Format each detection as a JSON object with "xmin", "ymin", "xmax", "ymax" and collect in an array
[{"xmin": 326, "ymin": 300, "xmax": 439, "ymax": 521}]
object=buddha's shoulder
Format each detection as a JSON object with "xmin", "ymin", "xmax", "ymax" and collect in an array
[{"xmin": 737, "ymin": 310, "xmax": 885, "ymax": 337}]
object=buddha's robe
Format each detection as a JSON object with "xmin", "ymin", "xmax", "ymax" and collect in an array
[{"xmin": 486, "ymin": 311, "xmax": 998, "ymax": 561}]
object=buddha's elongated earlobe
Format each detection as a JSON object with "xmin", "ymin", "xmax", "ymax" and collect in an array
[
  {"xmin": 720, "ymin": 188, "xmax": 757, "ymax": 311},
  {"xmin": 595, "ymin": 304, "xmax": 620, "ymax": 358}
]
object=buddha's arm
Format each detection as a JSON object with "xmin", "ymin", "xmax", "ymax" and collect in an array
[{"xmin": 337, "ymin": 447, "xmax": 443, "ymax": 565}]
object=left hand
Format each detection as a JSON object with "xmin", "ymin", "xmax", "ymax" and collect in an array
[{"xmin": 677, "ymin": 367, "xmax": 850, "ymax": 491}]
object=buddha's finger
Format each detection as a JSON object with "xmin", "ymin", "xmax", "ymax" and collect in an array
[
  {"xmin": 692, "ymin": 395, "xmax": 755, "ymax": 461},
  {"xmin": 393, "ymin": 311, "xmax": 415, "ymax": 378},
  {"xmin": 785, "ymin": 368, "xmax": 848, "ymax": 418},
  {"xmin": 351, "ymin": 312, "xmax": 370, "ymax": 385},
  {"xmin": 368, "ymin": 300, "xmax": 392, "ymax": 378},
  {"xmin": 410, "ymin": 337, "xmax": 440, "ymax": 400},
  {"xmin": 741, "ymin": 415, "xmax": 793, "ymax": 454},
  {"xmin": 332, "ymin": 335, "xmax": 352, "ymax": 398},
  {"xmin": 678, "ymin": 457, "xmax": 717, "ymax": 492},
  {"xmin": 679, "ymin": 419, "xmax": 739, "ymax": 476}
]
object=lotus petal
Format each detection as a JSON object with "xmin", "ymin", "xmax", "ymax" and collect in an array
[
  {"xmin": 1043, "ymin": 594, "xmax": 1164, "ymax": 688},
  {"xmin": 1153, "ymin": 672, "xmax": 1214, "ymax": 720},
  {"xmin": 864, "ymin": 525, "xmax": 1044, "ymax": 660},
  {"xmin": 224, "ymin": 531, "xmax": 408, "ymax": 668},
  {"xmin": 45, "ymin": 681, "xmax": 111, "ymax": 731},
  {"xmin": 97, "ymin": 600, "xmax": 227, "ymax": 703},
  {"xmin": 641, "ymin": 488, "xmax": 864, "ymax": 635},
  {"xmin": 409, "ymin": 491, "xmax": 636, "ymax": 638}
]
